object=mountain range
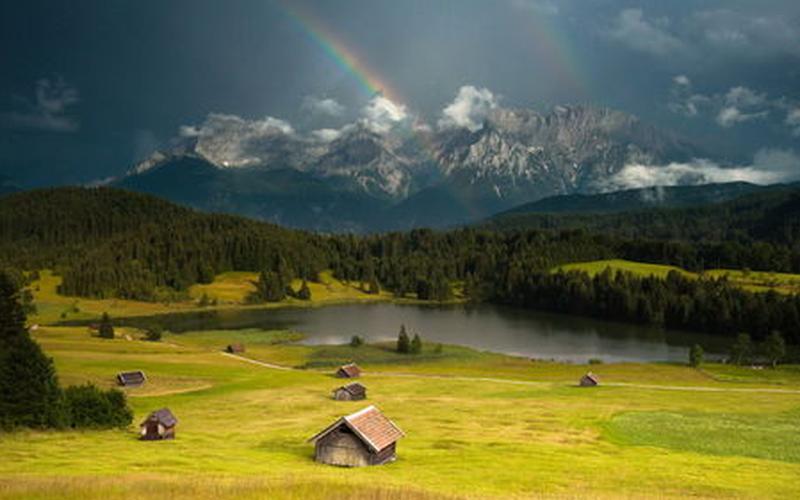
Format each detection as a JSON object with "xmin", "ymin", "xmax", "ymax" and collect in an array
[{"xmin": 115, "ymin": 104, "xmax": 709, "ymax": 232}]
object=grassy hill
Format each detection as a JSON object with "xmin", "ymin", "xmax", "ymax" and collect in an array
[
  {"xmin": 555, "ymin": 259, "xmax": 800, "ymax": 294},
  {"xmin": 1, "ymin": 325, "xmax": 799, "ymax": 498}
]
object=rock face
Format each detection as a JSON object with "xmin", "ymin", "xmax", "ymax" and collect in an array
[{"xmin": 117, "ymin": 105, "xmax": 705, "ymax": 232}]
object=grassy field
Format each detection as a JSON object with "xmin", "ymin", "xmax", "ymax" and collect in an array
[
  {"xmin": 1, "ymin": 326, "xmax": 800, "ymax": 499},
  {"xmin": 29, "ymin": 270, "xmax": 409, "ymax": 326},
  {"xmin": 555, "ymin": 259, "xmax": 800, "ymax": 294}
]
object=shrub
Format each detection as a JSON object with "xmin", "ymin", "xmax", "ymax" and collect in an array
[
  {"xmin": 144, "ymin": 326, "xmax": 163, "ymax": 342},
  {"xmin": 350, "ymin": 335, "xmax": 364, "ymax": 348},
  {"xmin": 410, "ymin": 334, "xmax": 423, "ymax": 354},
  {"xmin": 588, "ymin": 358, "xmax": 604, "ymax": 365},
  {"xmin": 64, "ymin": 384, "xmax": 132, "ymax": 429},
  {"xmin": 98, "ymin": 312, "xmax": 114, "ymax": 339},
  {"xmin": 689, "ymin": 344, "xmax": 704, "ymax": 367}
]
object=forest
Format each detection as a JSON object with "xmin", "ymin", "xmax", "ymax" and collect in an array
[{"xmin": 2, "ymin": 187, "xmax": 800, "ymax": 346}]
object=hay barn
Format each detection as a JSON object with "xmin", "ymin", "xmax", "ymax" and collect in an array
[
  {"xmin": 309, "ymin": 406, "xmax": 404, "ymax": 467},
  {"xmin": 116, "ymin": 370, "xmax": 146, "ymax": 387},
  {"xmin": 332, "ymin": 382, "xmax": 367, "ymax": 401},
  {"xmin": 140, "ymin": 408, "xmax": 178, "ymax": 440},
  {"xmin": 336, "ymin": 363, "xmax": 361, "ymax": 378},
  {"xmin": 225, "ymin": 343, "xmax": 245, "ymax": 354},
  {"xmin": 580, "ymin": 372, "xmax": 600, "ymax": 387}
]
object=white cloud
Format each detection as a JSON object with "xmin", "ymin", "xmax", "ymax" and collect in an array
[
  {"xmin": 786, "ymin": 108, "xmax": 800, "ymax": 136},
  {"xmin": 510, "ymin": 0, "xmax": 559, "ymax": 16},
  {"xmin": 438, "ymin": 85, "xmax": 499, "ymax": 132},
  {"xmin": 1, "ymin": 77, "xmax": 79, "ymax": 132},
  {"xmin": 596, "ymin": 149, "xmax": 800, "ymax": 192},
  {"xmin": 179, "ymin": 113, "xmax": 296, "ymax": 167},
  {"xmin": 302, "ymin": 96, "xmax": 345, "ymax": 117},
  {"xmin": 716, "ymin": 106, "xmax": 768, "ymax": 128},
  {"xmin": 360, "ymin": 95, "xmax": 408, "ymax": 133},
  {"xmin": 692, "ymin": 9, "xmax": 800, "ymax": 58},
  {"xmin": 673, "ymin": 75, "xmax": 691, "ymax": 87},
  {"xmin": 608, "ymin": 9, "xmax": 684, "ymax": 56},
  {"xmin": 310, "ymin": 128, "xmax": 342, "ymax": 142}
]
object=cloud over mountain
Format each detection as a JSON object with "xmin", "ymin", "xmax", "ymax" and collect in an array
[
  {"xmin": 438, "ymin": 85, "xmax": 498, "ymax": 132},
  {"xmin": 597, "ymin": 148, "xmax": 800, "ymax": 192},
  {"xmin": 0, "ymin": 77, "xmax": 80, "ymax": 133}
]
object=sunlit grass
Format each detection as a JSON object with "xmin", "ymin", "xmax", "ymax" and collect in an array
[
  {"xmin": 555, "ymin": 259, "xmax": 800, "ymax": 294},
  {"xmin": 4, "ymin": 326, "xmax": 800, "ymax": 498}
]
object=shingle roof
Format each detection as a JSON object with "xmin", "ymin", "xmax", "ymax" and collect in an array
[
  {"xmin": 141, "ymin": 408, "xmax": 178, "ymax": 427},
  {"xmin": 117, "ymin": 370, "xmax": 146, "ymax": 386},
  {"xmin": 309, "ymin": 405, "xmax": 404, "ymax": 452},
  {"xmin": 337, "ymin": 363, "xmax": 361, "ymax": 377},
  {"xmin": 336, "ymin": 382, "xmax": 366, "ymax": 396},
  {"xmin": 582, "ymin": 372, "xmax": 599, "ymax": 384}
]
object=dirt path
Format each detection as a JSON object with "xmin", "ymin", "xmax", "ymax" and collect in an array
[
  {"xmin": 221, "ymin": 353, "xmax": 800, "ymax": 395},
  {"xmin": 220, "ymin": 351, "xmax": 293, "ymax": 370}
]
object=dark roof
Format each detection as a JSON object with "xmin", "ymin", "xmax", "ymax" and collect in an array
[
  {"xmin": 117, "ymin": 371, "xmax": 146, "ymax": 386},
  {"xmin": 141, "ymin": 408, "xmax": 178, "ymax": 427},
  {"xmin": 310, "ymin": 405, "xmax": 404, "ymax": 452},
  {"xmin": 335, "ymin": 382, "xmax": 367, "ymax": 396},
  {"xmin": 582, "ymin": 372, "xmax": 599, "ymax": 384},
  {"xmin": 337, "ymin": 363, "xmax": 361, "ymax": 377}
]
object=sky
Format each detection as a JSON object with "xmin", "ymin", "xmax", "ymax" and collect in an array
[{"xmin": 1, "ymin": 0, "xmax": 798, "ymax": 187}]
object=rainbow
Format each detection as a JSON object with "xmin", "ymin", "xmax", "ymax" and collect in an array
[
  {"xmin": 516, "ymin": 8, "xmax": 589, "ymax": 100},
  {"xmin": 278, "ymin": 0, "xmax": 404, "ymax": 105}
]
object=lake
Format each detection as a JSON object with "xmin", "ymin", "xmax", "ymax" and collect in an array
[{"xmin": 118, "ymin": 302, "xmax": 727, "ymax": 363}]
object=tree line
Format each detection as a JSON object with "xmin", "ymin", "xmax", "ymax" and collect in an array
[{"xmin": 3, "ymin": 187, "xmax": 800, "ymax": 348}]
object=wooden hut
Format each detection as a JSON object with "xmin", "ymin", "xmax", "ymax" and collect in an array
[
  {"xmin": 225, "ymin": 343, "xmax": 246, "ymax": 354},
  {"xmin": 336, "ymin": 363, "xmax": 362, "ymax": 378},
  {"xmin": 332, "ymin": 382, "xmax": 367, "ymax": 401},
  {"xmin": 579, "ymin": 372, "xmax": 600, "ymax": 387},
  {"xmin": 140, "ymin": 408, "xmax": 178, "ymax": 440},
  {"xmin": 309, "ymin": 406, "xmax": 404, "ymax": 467},
  {"xmin": 117, "ymin": 370, "xmax": 146, "ymax": 387}
]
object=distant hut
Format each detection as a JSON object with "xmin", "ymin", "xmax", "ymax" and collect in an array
[
  {"xmin": 332, "ymin": 382, "xmax": 367, "ymax": 401},
  {"xmin": 309, "ymin": 405, "xmax": 404, "ymax": 467},
  {"xmin": 225, "ymin": 343, "xmax": 246, "ymax": 354},
  {"xmin": 140, "ymin": 408, "xmax": 178, "ymax": 440},
  {"xmin": 336, "ymin": 363, "xmax": 362, "ymax": 378},
  {"xmin": 117, "ymin": 370, "xmax": 147, "ymax": 387},
  {"xmin": 580, "ymin": 372, "xmax": 600, "ymax": 387}
]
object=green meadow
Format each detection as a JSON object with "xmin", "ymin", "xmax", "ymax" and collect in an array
[
  {"xmin": 555, "ymin": 258, "xmax": 800, "ymax": 294},
  {"xmin": 1, "ymin": 324, "xmax": 800, "ymax": 499}
]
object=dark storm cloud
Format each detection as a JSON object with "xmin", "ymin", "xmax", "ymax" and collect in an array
[{"xmin": 0, "ymin": 0, "xmax": 798, "ymax": 187}]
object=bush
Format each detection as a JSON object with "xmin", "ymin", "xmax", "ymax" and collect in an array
[
  {"xmin": 98, "ymin": 312, "xmax": 114, "ymax": 339},
  {"xmin": 144, "ymin": 326, "xmax": 162, "ymax": 342},
  {"xmin": 588, "ymin": 358, "xmax": 604, "ymax": 365},
  {"xmin": 689, "ymin": 344, "xmax": 704, "ymax": 367},
  {"xmin": 297, "ymin": 280, "xmax": 312, "ymax": 300},
  {"xmin": 64, "ymin": 384, "xmax": 132, "ymax": 429},
  {"xmin": 410, "ymin": 334, "xmax": 423, "ymax": 354},
  {"xmin": 350, "ymin": 335, "xmax": 364, "ymax": 347}
]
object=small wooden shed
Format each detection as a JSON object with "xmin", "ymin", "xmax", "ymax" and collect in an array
[
  {"xmin": 225, "ymin": 343, "xmax": 246, "ymax": 354},
  {"xmin": 336, "ymin": 363, "xmax": 362, "ymax": 378},
  {"xmin": 332, "ymin": 382, "xmax": 367, "ymax": 401},
  {"xmin": 140, "ymin": 408, "xmax": 178, "ymax": 440},
  {"xmin": 117, "ymin": 370, "xmax": 146, "ymax": 387},
  {"xmin": 580, "ymin": 372, "xmax": 600, "ymax": 387},
  {"xmin": 309, "ymin": 405, "xmax": 404, "ymax": 467}
]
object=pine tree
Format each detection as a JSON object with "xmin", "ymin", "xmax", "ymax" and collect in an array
[
  {"xmin": 297, "ymin": 280, "xmax": 312, "ymax": 300},
  {"xmin": 689, "ymin": 344, "xmax": 704, "ymax": 367},
  {"xmin": 730, "ymin": 333, "xmax": 752, "ymax": 365},
  {"xmin": 410, "ymin": 333, "xmax": 423, "ymax": 354},
  {"xmin": 397, "ymin": 324, "xmax": 410, "ymax": 354},
  {"xmin": 0, "ymin": 271, "xmax": 66, "ymax": 429},
  {"xmin": 98, "ymin": 312, "xmax": 114, "ymax": 339},
  {"xmin": 764, "ymin": 331, "xmax": 786, "ymax": 368}
]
